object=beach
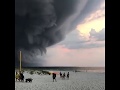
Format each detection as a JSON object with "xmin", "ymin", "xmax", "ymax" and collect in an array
[{"xmin": 15, "ymin": 70, "xmax": 105, "ymax": 90}]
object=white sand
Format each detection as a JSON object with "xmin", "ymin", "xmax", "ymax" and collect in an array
[{"xmin": 15, "ymin": 71, "xmax": 105, "ymax": 90}]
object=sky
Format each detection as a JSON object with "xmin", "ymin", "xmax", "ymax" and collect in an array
[
  {"xmin": 15, "ymin": 0, "xmax": 105, "ymax": 67},
  {"xmin": 44, "ymin": 1, "xmax": 105, "ymax": 67}
]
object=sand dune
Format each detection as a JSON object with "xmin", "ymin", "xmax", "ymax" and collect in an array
[{"xmin": 15, "ymin": 71, "xmax": 105, "ymax": 90}]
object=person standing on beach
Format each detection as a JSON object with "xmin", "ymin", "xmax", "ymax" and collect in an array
[
  {"xmin": 67, "ymin": 72, "xmax": 69, "ymax": 79},
  {"xmin": 52, "ymin": 73, "xmax": 57, "ymax": 82},
  {"xmin": 63, "ymin": 73, "xmax": 66, "ymax": 79},
  {"xmin": 15, "ymin": 72, "xmax": 19, "ymax": 81},
  {"xmin": 60, "ymin": 72, "xmax": 62, "ymax": 78},
  {"xmin": 20, "ymin": 72, "xmax": 24, "ymax": 82}
]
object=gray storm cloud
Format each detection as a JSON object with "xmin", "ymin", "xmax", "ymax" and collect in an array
[{"xmin": 15, "ymin": 0, "xmax": 104, "ymax": 66}]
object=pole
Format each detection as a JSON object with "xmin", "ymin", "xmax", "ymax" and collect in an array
[{"xmin": 20, "ymin": 51, "xmax": 22, "ymax": 72}]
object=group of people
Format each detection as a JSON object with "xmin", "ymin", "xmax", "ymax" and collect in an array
[
  {"xmin": 15, "ymin": 71, "xmax": 24, "ymax": 82},
  {"xmin": 52, "ymin": 72, "xmax": 70, "ymax": 82},
  {"xmin": 16, "ymin": 71, "xmax": 70, "ymax": 83},
  {"xmin": 60, "ymin": 72, "xmax": 69, "ymax": 79}
]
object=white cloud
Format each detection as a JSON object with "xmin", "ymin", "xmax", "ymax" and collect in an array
[
  {"xmin": 89, "ymin": 28, "xmax": 105, "ymax": 41},
  {"xmin": 58, "ymin": 28, "xmax": 105, "ymax": 49}
]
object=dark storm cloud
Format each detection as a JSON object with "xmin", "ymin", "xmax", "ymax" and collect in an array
[
  {"xmin": 70, "ymin": 0, "xmax": 104, "ymax": 30},
  {"xmin": 58, "ymin": 30, "xmax": 89, "ymax": 45},
  {"xmin": 15, "ymin": 0, "xmax": 104, "ymax": 66}
]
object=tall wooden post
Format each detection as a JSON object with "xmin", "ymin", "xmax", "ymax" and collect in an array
[{"xmin": 20, "ymin": 51, "xmax": 22, "ymax": 72}]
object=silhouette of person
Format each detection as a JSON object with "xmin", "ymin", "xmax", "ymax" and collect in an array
[
  {"xmin": 67, "ymin": 72, "xmax": 69, "ymax": 79},
  {"xmin": 20, "ymin": 72, "xmax": 24, "ymax": 82},
  {"xmin": 60, "ymin": 72, "xmax": 62, "ymax": 77},
  {"xmin": 52, "ymin": 73, "xmax": 57, "ymax": 82},
  {"xmin": 63, "ymin": 73, "xmax": 65, "ymax": 79},
  {"xmin": 15, "ymin": 72, "xmax": 19, "ymax": 81}
]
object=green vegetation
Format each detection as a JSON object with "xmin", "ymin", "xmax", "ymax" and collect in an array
[
  {"xmin": 41, "ymin": 70, "xmax": 51, "ymax": 75},
  {"xmin": 29, "ymin": 70, "xmax": 34, "ymax": 75},
  {"xmin": 15, "ymin": 68, "xmax": 51, "ymax": 75}
]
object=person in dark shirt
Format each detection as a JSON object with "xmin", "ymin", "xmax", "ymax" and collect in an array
[
  {"xmin": 52, "ymin": 73, "xmax": 57, "ymax": 82},
  {"xmin": 60, "ymin": 72, "xmax": 62, "ymax": 78},
  {"xmin": 20, "ymin": 72, "xmax": 24, "ymax": 82},
  {"xmin": 67, "ymin": 72, "xmax": 69, "ymax": 79},
  {"xmin": 63, "ymin": 73, "xmax": 66, "ymax": 79}
]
